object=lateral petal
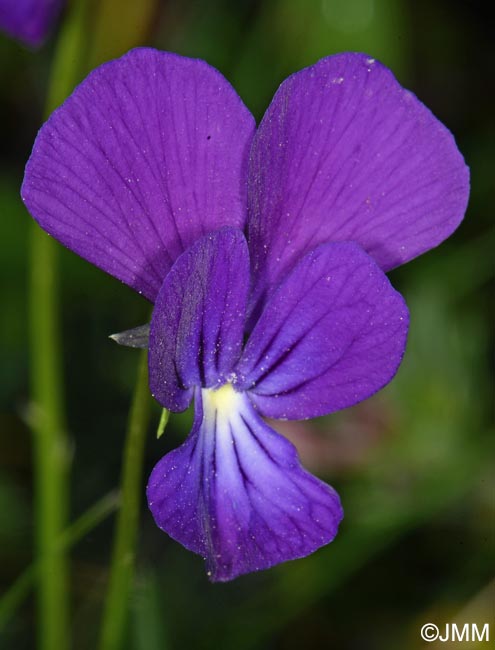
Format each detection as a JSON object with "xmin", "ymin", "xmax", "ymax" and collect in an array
[
  {"xmin": 148, "ymin": 229, "xmax": 249, "ymax": 412},
  {"xmin": 147, "ymin": 385, "xmax": 343, "ymax": 581},
  {"xmin": 22, "ymin": 48, "xmax": 255, "ymax": 300},
  {"xmin": 247, "ymin": 52, "xmax": 469, "ymax": 314},
  {"xmin": 235, "ymin": 242, "xmax": 409, "ymax": 419}
]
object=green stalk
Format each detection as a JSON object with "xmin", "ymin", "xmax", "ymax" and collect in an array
[
  {"xmin": 29, "ymin": 227, "xmax": 70, "ymax": 650},
  {"xmin": 29, "ymin": 2, "xmax": 90, "ymax": 649},
  {"xmin": 0, "ymin": 491, "xmax": 119, "ymax": 631},
  {"xmin": 98, "ymin": 351, "xmax": 152, "ymax": 650}
]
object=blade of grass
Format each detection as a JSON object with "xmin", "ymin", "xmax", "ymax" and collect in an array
[{"xmin": 0, "ymin": 491, "xmax": 119, "ymax": 632}]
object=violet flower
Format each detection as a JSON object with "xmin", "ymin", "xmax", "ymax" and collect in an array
[
  {"xmin": 0, "ymin": 0, "xmax": 62, "ymax": 47},
  {"xmin": 21, "ymin": 49, "xmax": 469, "ymax": 581}
]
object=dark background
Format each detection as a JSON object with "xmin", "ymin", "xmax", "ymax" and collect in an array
[{"xmin": 1, "ymin": 0, "xmax": 493, "ymax": 648}]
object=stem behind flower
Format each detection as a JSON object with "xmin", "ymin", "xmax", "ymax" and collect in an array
[{"xmin": 98, "ymin": 351, "xmax": 152, "ymax": 650}]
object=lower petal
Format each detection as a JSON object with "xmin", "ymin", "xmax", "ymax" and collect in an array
[{"xmin": 147, "ymin": 384, "xmax": 343, "ymax": 581}]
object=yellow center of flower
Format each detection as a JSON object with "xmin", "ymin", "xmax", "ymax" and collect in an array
[{"xmin": 202, "ymin": 383, "xmax": 242, "ymax": 423}]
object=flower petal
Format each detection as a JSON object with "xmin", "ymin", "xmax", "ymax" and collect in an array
[
  {"xmin": 22, "ymin": 48, "xmax": 255, "ymax": 300},
  {"xmin": 149, "ymin": 228, "xmax": 249, "ymax": 412},
  {"xmin": 247, "ymin": 52, "xmax": 469, "ymax": 314},
  {"xmin": 147, "ymin": 384, "xmax": 343, "ymax": 581},
  {"xmin": 0, "ymin": 0, "xmax": 62, "ymax": 46},
  {"xmin": 234, "ymin": 242, "xmax": 409, "ymax": 419}
]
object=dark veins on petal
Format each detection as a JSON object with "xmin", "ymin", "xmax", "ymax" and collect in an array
[{"xmin": 147, "ymin": 385, "xmax": 343, "ymax": 581}]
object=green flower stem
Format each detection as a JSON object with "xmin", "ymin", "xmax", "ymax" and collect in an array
[
  {"xmin": 30, "ymin": 228, "xmax": 70, "ymax": 650},
  {"xmin": 29, "ymin": 1, "xmax": 91, "ymax": 649},
  {"xmin": 0, "ymin": 491, "xmax": 119, "ymax": 632},
  {"xmin": 98, "ymin": 351, "xmax": 152, "ymax": 650}
]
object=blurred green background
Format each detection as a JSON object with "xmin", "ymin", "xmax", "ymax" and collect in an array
[{"xmin": 0, "ymin": 0, "xmax": 493, "ymax": 648}]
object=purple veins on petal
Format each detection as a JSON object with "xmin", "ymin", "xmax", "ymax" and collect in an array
[
  {"xmin": 148, "ymin": 228, "xmax": 250, "ymax": 412},
  {"xmin": 147, "ymin": 384, "xmax": 343, "ymax": 582},
  {"xmin": 234, "ymin": 241, "xmax": 409, "ymax": 420},
  {"xmin": 21, "ymin": 48, "xmax": 255, "ymax": 301},
  {"xmin": 246, "ymin": 52, "xmax": 470, "ymax": 315},
  {"xmin": 19, "ymin": 45, "xmax": 470, "ymax": 579},
  {"xmin": 145, "ymin": 230, "xmax": 411, "ymax": 577}
]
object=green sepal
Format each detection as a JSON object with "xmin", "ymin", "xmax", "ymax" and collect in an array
[{"xmin": 156, "ymin": 408, "xmax": 170, "ymax": 439}]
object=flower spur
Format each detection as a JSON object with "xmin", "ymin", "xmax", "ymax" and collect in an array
[{"xmin": 21, "ymin": 48, "xmax": 469, "ymax": 580}]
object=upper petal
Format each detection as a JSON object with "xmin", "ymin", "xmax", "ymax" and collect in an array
[
  {"xmin": 0, "ymin": 0, "xmax": 62, "ymax": 46},
  {"xmin": 22, "ymin": 48, "xmax": 255, "ymax": 300},
  {"xmin": 246, "ymin": 52, "xmax": 469, "ymax": 314},
  {"xmin": 148, "ymin": 228, "xmax": 250, "ymax": 412},
  {"xmin": 147, "ymin": 384, "xmax": 343, "ymax": 581},
  {"xmin": 234, "ymin": 241, "xmax": 409, "ymax": 420}
]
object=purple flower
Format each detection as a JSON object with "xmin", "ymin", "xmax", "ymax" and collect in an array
[
  {"xmin": 0, "ymin": 0, "xmax": 63, "ymax": 47},
  {"xmin": 21, "ymin": 48, "xmax": 469, "ymax": 581}
]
